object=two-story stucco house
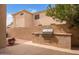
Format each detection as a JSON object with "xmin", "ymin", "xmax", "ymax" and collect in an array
[{"xmin": 12, "ymin": 10, "xmax": 66, "ymax": 28}]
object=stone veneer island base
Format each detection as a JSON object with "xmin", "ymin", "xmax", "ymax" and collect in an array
[{"xmin": 32, "ymin": 32, "xmax": 72, "ymax": 49}]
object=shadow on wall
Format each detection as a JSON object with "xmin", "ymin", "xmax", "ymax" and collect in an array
[{"xmin": 42, "ymin": 34, "xmax": 59, "ymax": 44}]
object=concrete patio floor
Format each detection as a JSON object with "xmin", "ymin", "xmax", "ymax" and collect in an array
[{"xmin": 0, "ymin": 39, "xmax": 79, "ymax": 55}]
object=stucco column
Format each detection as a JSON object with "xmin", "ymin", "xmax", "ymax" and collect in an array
[{"xmin": 0, "ymin": 4, "xmax": 6, "ymax": 48}]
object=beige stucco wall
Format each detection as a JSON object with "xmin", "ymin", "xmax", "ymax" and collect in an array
[
  {"xmin": 15, "ymin": 15, "xmax": 25, "ymax": 27},
  {"xmin": 33, "ymin": 12, "xmax": 66, "ymax": 26},
  {"xmin": 13, "ymin": 12, "xmax": 25, "ymax": 27},
  {"xmin": 13, "ymin": 11, "xmax": 33, "ymax": 28},
  {"xmin": 0, "ymin": 4, "xmax": 6, "ymax": 48},
  {"xmin": 25, "ymin": 12, "xmax": 34, "ymax": 28}
]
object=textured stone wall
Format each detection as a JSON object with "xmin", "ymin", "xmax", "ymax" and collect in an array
[
  {"xmin": 52, "ymin": 24, "xmax": 79, "ymax": 46},
  {"xmin": 7, "ymin": 26, "xmax": 42, "ymax": 40},
  {"xmin": 32, "ymin": 33, "xmax": 71, "ymax": 49},
  {"xmin": 8, "ymin": 24, "xmax": 79, "ymax": 46},
  {"xmin": 7, "ymin": 25, "xmax": 71, "ymax": 49}
]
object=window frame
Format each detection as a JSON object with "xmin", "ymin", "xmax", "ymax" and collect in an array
[{"xmin": 35, "ymin": 14, "xmax": 40, "ymax": 20}]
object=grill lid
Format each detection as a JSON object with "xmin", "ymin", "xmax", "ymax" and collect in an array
[
  {"xmin": 42, "ymin": 28, "xmax": 54, "ymax": 34},
  {"xmin": 42, "ymin": 29, "xmax": 53, "ymax": 32}
]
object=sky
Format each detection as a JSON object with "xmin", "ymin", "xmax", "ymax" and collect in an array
[{"xmin": 7, "ymin": 4, "xmax": 50, "ymax": 26}]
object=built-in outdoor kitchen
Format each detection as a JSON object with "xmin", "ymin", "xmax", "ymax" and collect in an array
[
  {"xmin": 32, "ymin": 25, "xmax": 72, "ymax": 49},
  {"xmin": 8, "ymin": 9, "xmax": 72, "ymax": 49}
]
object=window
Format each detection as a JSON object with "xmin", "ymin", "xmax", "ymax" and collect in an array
[
  {"xmin": 35, "ymin": 14, "xmax": 40, "ymax": 20},
  {"xmin": 20, "ymin": 13, "xmax": 24, "ymax": 15}
]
